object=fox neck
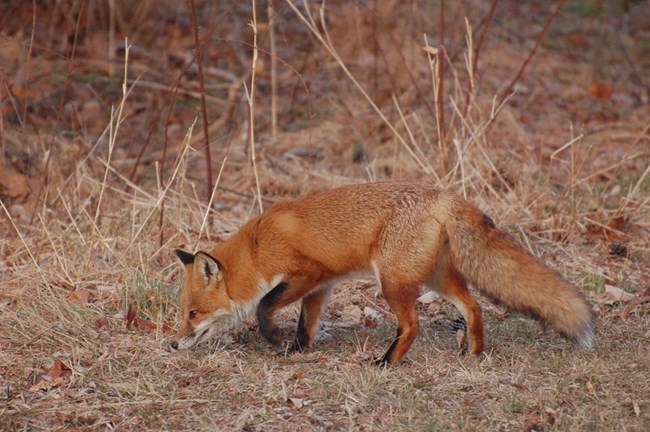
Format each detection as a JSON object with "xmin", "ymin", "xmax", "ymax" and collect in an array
[
  {"xmin": 228, "ymin": 273, "xmax": 286, "ymax": 328},
  {"xmin": 213, "ymin": 220, "xmax": 287, "ymax": 328}
]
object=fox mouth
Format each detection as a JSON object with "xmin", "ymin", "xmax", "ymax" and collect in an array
[
  {"xmin": 195, "ymin": 327, "xmax": 210, "ymax": 343},
  {"xmin": 174, "ymin": 313, "xmax": 235, "ymax": 350}
]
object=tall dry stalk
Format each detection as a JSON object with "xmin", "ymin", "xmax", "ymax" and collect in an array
[
  {"xmin": 188, "ymin": 0, "xmax": 214, "ymax": 204},
  {"xmin": 95, "ymin": 39, "xmax": 131, "ymax": 226},
  {"xmin": 438, "ymin": 0, "xmax": 446, "ymax": 149},
  {"xmin": 423, "ymin": 35, "xmax": 448, "ymax": 175},
  {"xmin": 498, "ymin": 0, "xmax": 567, "ymax": 106},
  {"xmin": 268, "ymin": 0, "xmax": 278, "ymax": 139},
  {"xmin": 246, "ymin": 0, "xmax": 264, "ymax": 213},
  {"xmin": 285, "ymin": 0, "xmax": 433, "ymax": 177}
]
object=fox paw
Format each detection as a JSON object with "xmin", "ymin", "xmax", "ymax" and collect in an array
[
  {"xmin": 373, "ymin": 357, "xmax": 390, "ymax": 368},
  {"xmin": 449, "ymin": 317, "xmax": 467, "ymax": 332},
  {"xmin": 286, "ymin": 340, "xmax": 307, "ymax": 354},
  {"xmin": 448, "ymin": 317, "xmax": 469, "ymax": 355}
]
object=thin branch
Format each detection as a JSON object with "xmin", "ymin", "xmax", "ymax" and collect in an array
[
  {"xmin": 438, "ymin": 0, "xmax": 446, "ymax": 148},
  {"xmin": 268, "ymin": 0, "xmax": 278, "ymax": 138},
  {"xmin": 285, "ymin": 0, "xmax": 433, "ymax": 176},
  {"xmin": 498, "ymin": 0, "xmax": 567, "ymax": 106},
  {"xmin": 188, "ymin": 0, "xmax": 213, "ymax": 204},
  {"xmin": 472, "ymin": 0, "xmax": 498, "ymax": 79},
  {"xmin": 463, "ymin": 0, "xmax": 498, "ymax": 117},
  {"xmin": 247, "ymin": 0, "xmax": 264, "ymax": 213}
]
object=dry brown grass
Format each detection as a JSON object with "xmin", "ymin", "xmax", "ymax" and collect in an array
[{"xmin": 1, "ymin": 1, "xmax": 649, "ymax": 430}]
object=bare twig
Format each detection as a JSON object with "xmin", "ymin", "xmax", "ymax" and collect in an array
[
  {"xmin": 197, "ymin": 156, "xmax": 228, "ymax": 247},
  {"xmin": 128, "ymin": 109, "xmax": 161, "ymax": 182},
  {"xmin": 22, "ymin": 0, "xmax": 36, "ymax": 123},
  {"xmin": 124, "ymin": 119, "xmax": 196, "ymax": 255},
  {"xmin": 245, "ymin": 0, "xmax": 264, "ymax": 214},
  {"xmin": 188, "ymin": 0, "xmax": 214, "ymax": 204},
  {"xmin": 610, "ymin": 21, "xmax": 649, "ymax": 96},
  {"xmin": 438, "ymin": 0, "xmax": 446, "ymax": 149},
  {"xmin": 35, "ymin": 0, "xmax": 84, "ymax": 224},
  {"xmin": 95, "ymin": 40, "xmax": 131, "ymax": 227},
  {"xmin": 498, "ymin": 0, "xmax": 567, "ymax": 106},
  {"xmin": 108, "ymin": 0, "xmax": 116, "ymax": 77},
  {"xmin": 189, "ymin": 72, "xmax": 250, "ymax": 148},
  {"xmin": 0, "ymin": 199, "xmax": 51, "ymax": 291},
  {"xmin": 618, "ymin": 122, "xmax": 650, "ymax": 215},
  {"xmin": 463, "ymin": 0, "xmax": 498, "ymax": 117},
  {"xmin": 472, "ymin": 0, "xmax": 498, "ymax": 80},
  {"xmin": 286, "ymin": 0, "xmax": 433, "ymax": 176},
  {"xmin": 268, "ymin": 0, "xmax": 278, "ymax": 138},
  {"xmin": 424, "ymin": 36, "xmax": 445, "ymax": 172}
]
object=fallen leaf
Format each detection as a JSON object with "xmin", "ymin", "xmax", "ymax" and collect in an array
[
  {"xmin": 29, "ymin": 376, "xmax": 65, "ymax": 392},
  {"xmin": 564, "ymin": 33, "xmax": 590, "ymax": 49},
  {"xmin": 49, "ymin": 359, "xmax": 72, "ymax": 380},
  {"xmin": 341, "ymin": 305, "xmax": 362, "ymax": 322},
  {"xmin": 363, "ymin": 317, "xmax": 378, "ymax": 329},
  {"xmin": 95, "ymin": 317, "xmax": 110, "ymax": 330},
  {"xmin": 604, "ymin": 285, "xmax": 634, "ymax": 302},
  {"xmin": 161, "ymin": 322, "xmax": 174, "ymax": 335},
  {"xmin": 0, "ymin": 165, "xmax": 30, "ymax": 199},
  {"xmin": 134, "ymin": 316, "xmax": 157, "ymax": 333},
  {"xmin": 588, "ymin": 82, "xmax": 613, "ymax": 99},
  {"xmin": 524, "ymin": 413, "xmax": 542, "ymax": 431},
  {"xmin": 289, "ymin": 397, "xmax": 304, "ymax": 409},
  {"xmin": 124, "ymin": 304, "xmax": 137, "ymax": 329},
  {"xmin": 587, "ymin": 213, "xmax": 629, "ymax": 242},
  {"xmin": 125, "ymin": 304, "xmax": 173, "ymax": 334},
  {"xmin": 363, "ymin": 306, "xmax": 381, "ymax": 320},
  {"xmin": 68, "ymin": 289, "xmax": 93, "ymax": 305}
]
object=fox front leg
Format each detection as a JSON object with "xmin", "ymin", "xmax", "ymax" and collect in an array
[{"xmin": 288, "ymin": 282, "xmax": 334, "ymax": 353}]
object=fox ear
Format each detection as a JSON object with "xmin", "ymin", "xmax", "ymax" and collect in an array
[
  {"xmin": 175, "ymin": 249, "xmax": 195, "ymax": 266},
  {"xmin": 193, "ymin": 252, "xmax": 223, "ymax": 284}
]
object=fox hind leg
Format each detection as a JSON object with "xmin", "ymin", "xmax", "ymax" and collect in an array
[
  {"xmin": 428, "ymin": 251, "xmax": 484, "ymax": 355},
  {"xmin": 443, "ymin": 274, "xmax": 484, "ymax": 355},
  {"xmin": 376, "ymin": 282, "xmax": 420, "ymax": 366}
]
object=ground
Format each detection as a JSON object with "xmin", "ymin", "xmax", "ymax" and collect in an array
[{"xmin": 0, "ymin": 1, "xmax": 649, "ymax": 431}]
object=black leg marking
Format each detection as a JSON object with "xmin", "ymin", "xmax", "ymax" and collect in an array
[
  {"xmin": 450, "ymin": 317, "xmax": 467, "ymax": 332},
  {"xmin": 449, "ymin": 317, "xmax": 468, "ymax": 355},
  {"xmin": 375, "ymin": 327, "xmax": 402, "ymax": 367},
  {"xmin": 257, "ymin": 282, "xmax": 288, "ymax": 345},
  {"xmin": 288, "ymin": 309, "xmax": 309, "ymax": 354}
]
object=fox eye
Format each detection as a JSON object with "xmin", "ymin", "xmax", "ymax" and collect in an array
[{"xmin": 189, "ymin": 310, "xmax": 197, "ymax": 320}]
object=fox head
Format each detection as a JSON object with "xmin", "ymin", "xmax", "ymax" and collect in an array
[{"xmin": 170, "ymin": 249, "xmax": 235, "ymax": 350}]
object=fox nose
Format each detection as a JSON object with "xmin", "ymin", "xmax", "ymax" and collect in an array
[{"xmin": 170, "ymin": 340, "xmax": 178, "ymax": 350}]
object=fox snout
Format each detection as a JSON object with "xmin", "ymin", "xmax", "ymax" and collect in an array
[{"xmin": 169, "ymin": 333, "xmax": 198, "ymax": 351}]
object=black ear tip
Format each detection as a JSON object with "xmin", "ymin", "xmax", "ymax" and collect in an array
[{"xmin": 175, "ymin": 249, "xmax": 195, "ymax": 265}]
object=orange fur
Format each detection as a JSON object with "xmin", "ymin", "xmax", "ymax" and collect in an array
[{"xmin": 171, "ymin": 182, "xmax": 593, "ymax": 365}]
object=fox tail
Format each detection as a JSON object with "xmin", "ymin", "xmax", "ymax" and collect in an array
[{"xmin": 446, "ymin": 200, "xmax": 594, "ymax": 349}]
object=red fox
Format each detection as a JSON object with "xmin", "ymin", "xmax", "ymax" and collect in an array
[{"xmin": 170, "ymin": 182, "xmax": 593, "ymax": 365}]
